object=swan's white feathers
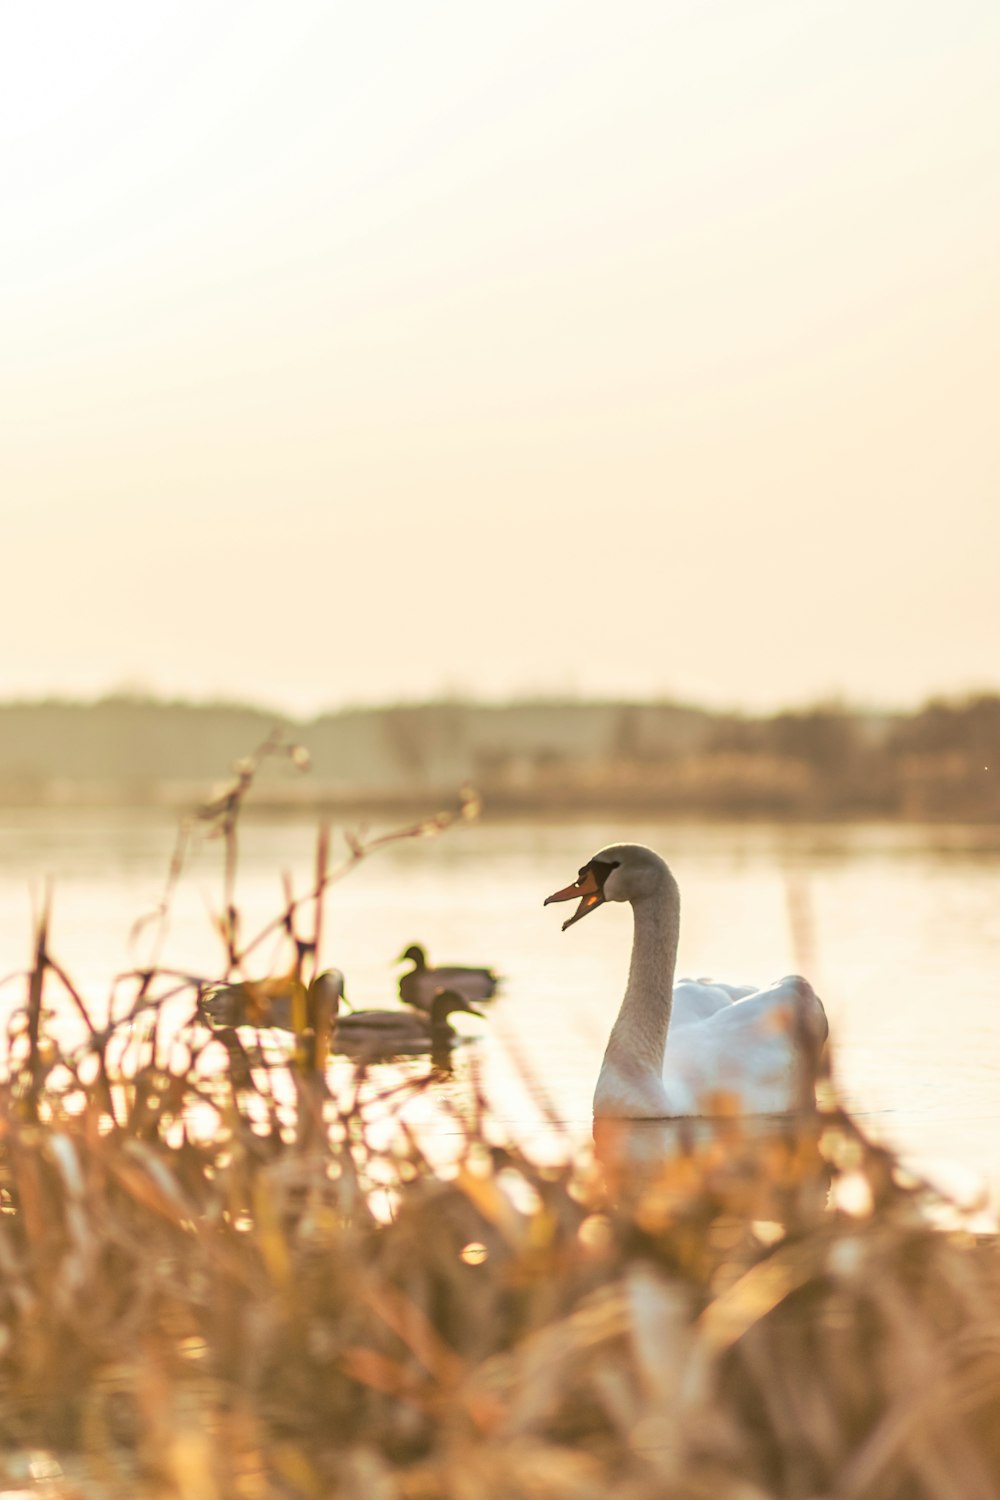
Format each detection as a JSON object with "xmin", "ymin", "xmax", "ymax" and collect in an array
[
  {"xmin": 593, "ymin": 975, "xmax": 825, "ymax": 1118},
  {"xmin": 548, "ymin": 843, "xmax": 828, "ymax": 1119},
  {"xmin": 660, "ymin": 976, "xmax": 825, "ymax": 1113}
]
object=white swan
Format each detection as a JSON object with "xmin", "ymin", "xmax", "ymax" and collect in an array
[{"xmin": 545, "ymin": 843, "xmax": 828, "ymax": 1118}]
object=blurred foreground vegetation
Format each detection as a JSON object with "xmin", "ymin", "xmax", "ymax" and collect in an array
[
  {"xmin": 1, "ymin": 691, "xmax": 999, "ymax": 818},
  {"xmin": 0, "ymin": 764, "xmax": 998, "ymax": 1499}
]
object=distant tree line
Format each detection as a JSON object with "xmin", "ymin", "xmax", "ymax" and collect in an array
[
  {"xmin": 0, "ymin": 692, "xmax": 998, "ymax": 818},
  {"xmin": 476, "ymin": 696, "xmax": 1000, "ymax": 819}
]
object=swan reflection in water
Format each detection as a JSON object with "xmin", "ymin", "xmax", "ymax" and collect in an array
[{"xmin": 591, "ymin": 1111, "xmax": 832, "ymax": 1225}]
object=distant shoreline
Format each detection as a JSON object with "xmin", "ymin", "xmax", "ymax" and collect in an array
[
  {"xmin": 0, "ymin": 693, "xmax": 997, "ymax": 822},
  {"xmin": 1, "ymin": 779, "xmax": 997, "ymax": 826}
]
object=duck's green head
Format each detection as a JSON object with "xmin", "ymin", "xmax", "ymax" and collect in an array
[{"xmin": 429, "ymin": 989, "xmax": 482, "ymax": 1024}]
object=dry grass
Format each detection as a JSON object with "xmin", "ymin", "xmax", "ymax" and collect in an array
[{"xmin": 0, "ymin": 745, "xmax": 998, "ymax": 1499}]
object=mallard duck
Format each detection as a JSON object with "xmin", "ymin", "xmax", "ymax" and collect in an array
[
  {"xmin": 200, "ymin": 969, "xmax": 344, "ymax": 1030},
  {"xmin": 545, "ymin": 844, "xmax": 828, "ymax": 1118},
  {"xmin": 200, "ymin": 971, "xmax": 480, "ymax": 1060},
  {"xmin": 396, "ymin": 944, "xmax": 499, "ymax": 1011},
  {"xmin": 334, "ymin": 989, "xmax": 482, "ymax": 1057}
]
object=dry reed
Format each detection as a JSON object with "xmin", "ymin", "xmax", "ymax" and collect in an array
[{"xmin": 0, "ymin": 746, "xmax": 997, "ymax": 1499}]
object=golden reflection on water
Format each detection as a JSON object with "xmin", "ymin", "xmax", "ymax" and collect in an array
[{"xmin": 0, "ymin": 809, "xmax": 998, "ymax": 1206}]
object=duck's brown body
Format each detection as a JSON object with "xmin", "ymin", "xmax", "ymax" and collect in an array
[{"xmin": 397, "ymin": 944, "xmax": 499, "ymax": 1011}]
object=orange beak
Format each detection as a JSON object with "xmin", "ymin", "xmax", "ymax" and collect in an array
[{"xmin": 544, "ymin": 866, "xmax": 606, "ymax": 931}]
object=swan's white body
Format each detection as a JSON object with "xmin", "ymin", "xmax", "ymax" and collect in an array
[{"xmin": 546, "ymin": 844, "xmax": 827, "ymax": 1119}]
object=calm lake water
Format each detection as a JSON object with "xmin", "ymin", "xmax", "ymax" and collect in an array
[{"xmin": 2, "ymin": 808, "xmax": 999, "ymax": 1212}]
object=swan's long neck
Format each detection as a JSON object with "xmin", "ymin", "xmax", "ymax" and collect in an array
[{"xmin": 602, "ymin": 874, "xmax": 679, "ymax": 1082}]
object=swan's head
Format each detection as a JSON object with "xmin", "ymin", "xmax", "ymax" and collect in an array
[
  {"xmin": 397, "ymin": 944, "xmax": 427, "ymax": 967},
  {"xmin": 544, "ymin": 843, "xmax": 672, "ymax": 930}
]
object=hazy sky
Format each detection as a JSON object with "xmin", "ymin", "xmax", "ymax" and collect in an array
[{"xmin": 4, "ymin": 2, "xmax": 998, "ymax": 715}]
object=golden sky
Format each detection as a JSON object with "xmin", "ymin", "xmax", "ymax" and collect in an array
[{"xmin": 4, "ymin": 2, "xmax": 998, "ymax": 714}]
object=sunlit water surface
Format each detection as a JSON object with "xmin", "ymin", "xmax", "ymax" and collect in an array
[{"xmin": 2, "ymin": 809, "xmax": 999, "ymax": 1213}]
